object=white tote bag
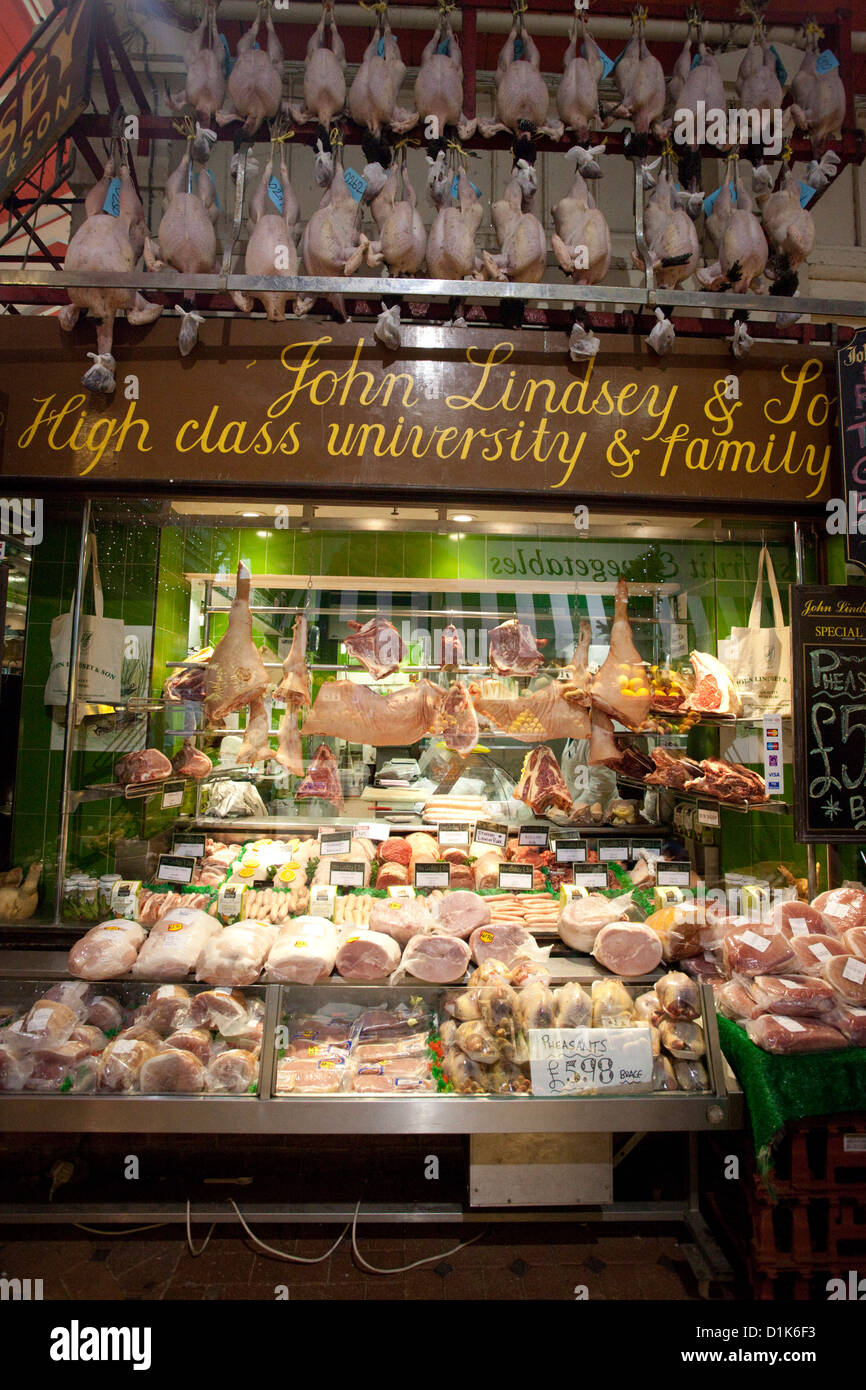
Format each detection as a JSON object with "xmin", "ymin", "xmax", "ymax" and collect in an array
[
  {"xmin": 718, "ymin": 545, "xmax": 792, "ymax": 718},
  {"xmin": 44, "ymin": 533, "xmax": 125, "ymax": 707}
]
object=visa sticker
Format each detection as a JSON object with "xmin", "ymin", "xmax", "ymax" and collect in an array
[
  {"xmin": 582, "ymin": 40, "xmax": 615, "ymax": 79},
  {"xmin": 268, "ymin": 175, "xmax": 284, "ymax": 213},
  {"xmin": 344, "ymin": 167, "xmax": 367, "ymax": 202},
  {"xmin": 102, "ymin": 177, "xmax": 122, "ymax": 217},
  {"xmin": 815, "ymin": 49, "xmax": 839, "ymax": 74}
]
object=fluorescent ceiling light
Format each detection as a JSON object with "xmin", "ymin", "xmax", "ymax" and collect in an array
[
  {"xmin": 451, "ymin": 513, "xmax": 474, "ymax": 523},
  {"xmin": 241, "ymin": 512, "xmax": 261, "ymax": 518}
]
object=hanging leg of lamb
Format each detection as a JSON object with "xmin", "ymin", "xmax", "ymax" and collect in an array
[
  {"xmin": 236, "ymin": 696, "xmax": 272, "ymax": 766},
  {"xmin": 439, "ymin": 624, "xmax": 465, "ymax": 670},
  {"xmin": 588, "ymin": 706, "xmax": 622, "ymax": 768},
  {"xmin": 514, "ymin": 747, "xmax": 573, "ymax": 816},
  {"xmin": 275, "ymin": 712, "xmax": 304, "ymax": 776},
  {"xmin": 343, "ymin": 618, "xmax": 403, "ymax": 679},
  {"xmin": 437, "ymin": 683, "xmax": 479, "ymax": 757},
  {"xmin": 303, "ymin": 680, "xmax": 445, "ymax": 745},
  {"xmin": 274, "ymin": 615, "xmax": 311, "ymax": 707},
  {"xmin": 297, "ymin": 743, "xmax": 344, "ymax": 812},
  {"xmin": 172, "ymin": 739, "xmax": 213, "ymax": 779},
  {"xmin": 166, "ymin": 0, "xmax": 225, "ymax": 130},
  {"xmin": 488, "ymin": 617, "xmax": 545, "ymax": 676},
  {"xmin": 588, "ymin": 578, "xmax": 650, "ymax": 729},
  {"xmin": 203, "ymin": 563, "xmax": 270, "ymax": 726}
]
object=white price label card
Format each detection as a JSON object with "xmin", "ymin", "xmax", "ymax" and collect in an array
[
  {"xmin": 329, "ymin": 861, "xmax": 366, "ymax": 888},
  {"xmin": 554, "ymin": 839, "xmax": 586, "ymax": 865},
  {"xmin": 438, "ymin": 823, "xmax": 470, "ymax": 848},
  {"xmin": 843, "ymin": 957, "xmax": 866, "ymax": 984},
  {"xmin": 155, "ymin": 855, "xmax": 197, "ymax": 885},
  {"xmin": 741, "ymin": 930, "xmax": 770, "ymax": 952},
  {"xmin": 353, "ymin": 822, "xmax": 391, "ymax": 842},
  {"xmin": 172, "ymin": 833, "xmax": 206, "ymax": 859},
  {"xmin": 161, "ymin": 780, "xmax": 185, "ymax": 809},
  {"xmin": 529, "ymin": 1026, "xmax": 654, "ymax": 1096},
  {"xmin": 631, "ymin": 839, "xmax": 662, "ymax": 860},
  {"xmin": 320, "ymin": 832, "xmax": 352, "ymax": 856},
  {"xmin": 387, "ymin": 884, "xmax": 416, "ymax": 900},
  {"xmin": 572, "ymin": 867, "xmax": 608, "ymax": 890},
  {"xmin": 518, "ymin": 825, "xmax": 549, "ymax": 848},
  {"xmin": 498, "ymin": 864, "xmax": 533, "ymax": 891},
  {"xmin": 697, "ymin": 807, "xmax": 720, "ymax": 828},
  {"xmin": 110, "ymin": 880, "xmax": 141, "ymax": 918},
  {"xmin": 473, "ymin": 821, "xmax": 509, "ymax": 850},
  {"xmin": 414, "ymin": 863, "xmax": 450, "ymax": 890},
  {"xmin": 657, "ymin": 861, "xmax": 691, "ymax": 887},
  {"xmin": 598, "ymin": 844, "xmax": 629, "ymax": 863}
]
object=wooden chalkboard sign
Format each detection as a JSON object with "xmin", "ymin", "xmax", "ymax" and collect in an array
[
  {"xmin": 791, "ymin": 585, "xmax": 866, "ymax": 841},
  {"xmin": 835, "ymin": 326, "xmax": 866, "ymax": 575}
]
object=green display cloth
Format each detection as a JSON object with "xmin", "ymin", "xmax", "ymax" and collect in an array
[{"xmin": 717, "ymin": 1014, "xmax": 866, "ymax": 1181}]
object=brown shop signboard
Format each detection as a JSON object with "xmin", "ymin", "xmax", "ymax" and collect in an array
[{"xmin": 0, "ymin": 319, "xmax": 838, "ymax": 507}]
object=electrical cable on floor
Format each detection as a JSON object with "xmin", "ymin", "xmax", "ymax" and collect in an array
[
  {"xmin": 73, "ymin": 1223, "xmax": 169, "ymax": 1236},
  {"xmin": 186, "ymin": 1200, "xmax": 216, "ymax": 1256},
  {"xmin": 350, "ymin": 1201, "xmax": 488, "ymax": 1274},
  {"xmin": 229, "ymin": 1200, "xmax": 349, "ymax": 1263}
]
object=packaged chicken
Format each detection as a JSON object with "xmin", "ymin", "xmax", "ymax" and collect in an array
[
  {"xmin": 478, "ymin": 983, "xmax": 525, "ymax": 1061},
  {"xmin": 369, "ymin": 897, "xmax": 434, "ymax": 949},
  {"xmin": 488, "ymin": 1060, "xmax": 532, "ymax": 1094},
  {"xmin": 554, "ymin": 982, "xmax": 592, "ymax": 1028},
  {"xmin": 827, "ymin": 1003, "xmax": 866, "ymax": 1046},
  {"xmin": 659, "ymin": 1018, "xmax": 705, "ymax": 1059},
  {"xmin": 673, "ymin": 1059, "xmax": 710, "ymax": 1091},
  {"xmin": 443, "ymin": 987, "xmax": 482, "ymax": 1021},
  {"xmin": 509, "ymin": 960, "xmax": 553, "ymax": 991},
  {"xmin": 633, "ymin": 990, "xmax": 663, "ymax": 1025},
  {"xmin": 444, "ymin": 1048, "xmax": 489, "ymax": 1094},
  {"xmin": 714, "ymin": 977, "xmax": 764, "ymax": 1021},
  {"xmin": 652, "ymin": 1055, "xmax": 678, "ymax": 1091},
  {"xmin": 592, "ymin": 923, "xmax": 663, "ymax": 978},
  {"xmin": 455, "ymin": 1019, "xmax": 501, "ymax": 1064},
  {"xmin": 812, "ymin": 886, "xmax": 866, "ymax": 934},
  {"xmin": 439, "ymin": 1018, "xmax": 459, "ymax": 1051},
  {"xmin": 265, "ymin": 918, "xmax": 339, "ymax": 984},
  {"xmin": 467, "ymin": 960, "xmax": 511, "ymax": 988},
  {"xmin": 745, "ymin": 1014, "xmax": 847, "ymax": 1055},
  {"xmin": 68, "ymin": 919, "xmax": 146, "ymax": 980},
  {"xmin": 750, "ymin": 974, "xmax": 836, "ymax": 1017},
  {"xmin": 656, "ymin": 971, "xmax": 701, "ymax": 1021},
  {"xmin": 558, "ymin": 892, "xmax": 635, "ymax": 954},
  {"xmin": 591, "ymin": 979, "xmax": 634, "ymax": 1029},
  {"xmin": 132, "ymin": 908, "xmax": 220, "ymax": 980},
  {"xmin": 722, "ymin": 927, "xmax": 795, "ymax": 977}
]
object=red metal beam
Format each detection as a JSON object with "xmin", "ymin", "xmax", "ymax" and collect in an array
[{"xmin": 71, "ymin": 128, "xmax": 105, "ymax": 183}]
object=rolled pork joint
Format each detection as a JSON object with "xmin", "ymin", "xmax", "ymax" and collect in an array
[
  {"xmin": 335, "ymin": 931, "xmax": 402, "ymax": 982},
  {"xmin": 750, "ymin": 973, "xmax": 837, "ymax": 1017},
  {"xmin": 655, "ymin": 971, "xmax": 700, "ymax": 1021},
  {"xmin": 394, "ymin": 933, "xmax": 471, "ymax": 984},
  {"xmin": 369, "ymin": 897, "xmax": 434, "ymax": 948},
  {"xmin": 164, "ymin": 1026, "xmax": 212, "ymax": 1063},
  {"xmin": 265, "ymin": 919, "xmax": 339, "ymax": 984},
  {"xmin": 86, "ymin": 994, "xmax": 124, "ymax": 1032},
  {"xmin": 97, "ymin": 1034, "xmax": 159, "ymax": 1092},
  {"xmin": 554, "ymin": 982, "xmax": 592, "ymax": 1028},
  {"xmin": 138, "ymin": 985, "xmax": 191, "ymax": 1036},
  {"xmin": 592, "ymin": 923, "xmax": 663, "ymax": 978},
  {"xmin": 812, "ymin": 886, "xmax": 866, "ymax": 934},
  {"xmin": 131, "ymin": 908, "xmax": 221, "ymax": 980},
  {"xmin": 139, "ymin": 1048, "xmax": 206, "ymax": 1094},
  {"xmin": 558, "ymin": 892, "xmax": 635, "ymax": 953},
  {"xmin": 474, "ymin": 850, "xmax": 506, "ymax": 890},
  {"xmin": 207, "ymin": 1049, "xmax": 258, "ymax": 1094},
  {"xmin": 196, "ymin": 921, "xmax": 276, "ymax": 986},
  {"xmin": 468, "ymin": 922, "xmax": 550, "ymax": 970},
  {"xmin": 187, "ymin": 987, "xmax": 250, "ymax": 1033},
  {"xmin": 68, "ymin": 919, "xmax": 146, "ymax": 980},
  {"xmin": 658, "ymin": 1018, "xmax": 705, "ymax": 1059},
  {"xmin": 745, "ymin": 1014, "xmax": 847, "ymax": 1055},
  {"xmin": 430, "ymin": 890, "xmax": 490, "ymax": 939},
  {"xmin": 590, "ymin": 979, "xmax": 634, "ymax": 1028},
  {"xmin": 722, "ymin": 927, "xmax": 795, "ymax": 977}
]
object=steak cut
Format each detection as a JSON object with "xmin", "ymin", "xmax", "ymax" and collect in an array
[
  {"xmin": 514, "ymin": 745, "xmax": 572, "ymax": 815},
  {"xmin": 344, "ymin": 618, "xmax": 403, "ymax": 678}
]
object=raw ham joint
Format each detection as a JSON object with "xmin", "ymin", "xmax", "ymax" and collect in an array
[
  {"xmin": 297, "ymin": 743, "xmax": 344, "ymax": 812},
  {"xmin": 489, "ymin": 619, "xmax": 546, "ymax": 676},
  {"xmin": 438, "ymin": 682, "xmax": 479, "ymax": 756},
  {"xmin": 514, "ymin": 746, "xmax": 572, "ymax": 815},
  {"xmin": 589, "ymin": 579, "xmax": 650, "ymax": 730},
  {"xmin": 344, "ymin": 618, "xmax": 403, "ymax": 679},
  {"xmin": 440, "ymin": 624, "xmax": 464, "ymax": 669}
]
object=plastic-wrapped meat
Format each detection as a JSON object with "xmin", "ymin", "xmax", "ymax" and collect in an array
[
  {"xmin": 655, "ymin": 972, "xmax": 701, "ymax": 1021},
  {"xmin": 745, "ymin": 1014, "xmax": 847, "ymax": 1055},
  {"xmin": 591, "ymin": 979, "xmax": 634, "ymax": 1028},
  {"xmin": 437, "ymin": 682, "xmax": 478, "ymax": 756},
  {"xmin": 351, "ymin": 1059, "xmax": 433, "ymax": 1093},
  {"xmin": 379, "ymin": 838, "xmax": 412, "ymax": 867},
  {"xmin": 467, "ymin": 960, "xmax": 511, "ymax": 987},
  {"xmin": 519, "ymin": 982, "xmax": 556, "ymax": 1029},
  {"xmin": 644, "ymin": 905, "xmax": 707, "ymax": 962},
  {"xmin": 138, "ymin": 985, "xmax": 192, "ymax": 1036},
  {"xmin": 633, "ymin": 990, "xmax": 662, "ymax": 1025},
  {"xmin": 673, "ymin": 1059, "xmax": 709, "ymax": 1091},
  {"xmin": 812, "ymin": 886, "xmax": 866, "ymax": 933},
  {"xmin": 443, "ymin": 988, "xmax": 482, "ymax": 1020},
  {"xmin": 265, "ymin": 919, "xmax": 339, "ymax": 984},
  {"xmin": 396, "ymin": 933, "xmax": 471, "ymax": 984},
  {"xmin": 71, "ymin": 1023, "xmax": 108, "ymax": 1053},
  {"xmin": 43, "ymin": 982, "xmax": 95, "ymax": 1018},
  {"xmin": 820, "ymin": 954, "xmax": 866, "ymax": 1005},
  {"xmin": 828, "ymin": 1003, "xmax": 866, "ymax": 1046},
  {"xmin": 430, "ymin": 890, "xmax": 490, "ymax": 940},
  {"xmin": 469, "ymin": 922, "xmax": 547, "ymax": 969},
  {"xmin": 27, "ymin": 1043, "xmax": 96, "ymax": 1093},
  {"xmin": 687, "ymin": 651, "xmax": 740, "ymax": 716},
  {"xmin": 164, "ymin": 1026, "xmax": 212, "ymax": 1063},
  {"xmin": 0, "ymin": 1046, "xmax": 34, "ymax": 1091},
  {"xmin": 440, "ymin": 624, "xmax": 464, "ymax": 668},
  {"xmin": 439, "ymin": 1018, "xmax": 459, "ymax": 1051},
  {"xmin": 488, "ymin": 1060, "xmax": 532, "ymax": 1094},
  {"xmin": 68, "ymin": 919, "xmax": 146, "ymax": 980},
  {"xmin": 86, "ymin": 994, "xmax": 124, "ymax": 1032},
  {"xmin": 352, "ymin": 1037, "xmax": 429, "ymax": 1064},
  {"xmin": 787, "ymin": 934, "xmax": 846, "ymax": 975},
  {"xmin": 659, "ymin": 1018, "xmax": 705, "ymax": 1058},
  {"xmin": 558, "ymin": 893, "xmax": 634, "ymax": 954},
  {"xmin": 714, "ymin": 977, "xmax": 763, "ymax": 1021},
  {"xmin": 764, "ymin": 900, "xmax": 831, "ymax": 939},
  {"xmin": 207, "ymin": 1049, "xmax": 258, "ymax": 1093},
  {"xmin": 589, "ymin": 579, "xmax": 650, "ymax": 730},
  {"xmin": 488, "ymin": 618, "xmax": 545, "ymax": 677},
  {"xmin": 171, "ymin": 739, "xmax": 213, "ymax": 780},
  {"xmin": 335, "ymin": 931, "xmax": 402, "ymax": 981},
  {"xmin": 19, "ymin": 1000, "xmax": 78, "ymax": 1050},
  {"xmin": 122, "ymin": 1024, "xmax": 163, "ymax": 1046},
  {"xmin": 405, "ymin": 832, "xmax": 439, "ymax": 862},
  {"xmin": 478, "ymin": 983, "xmax": 523, "ymax": 1060},
  {"xmin": 844, "ymin": 927, "xmax": 866, "ymax": 961},
  {"xmin": 97, "ymin": 1034, "xmax": 160, "ymax": 1091},
  {"xmin": 681, "ymin": 955, "xmax": 725, "ymax": 983},
  {"xmin": 132, "ymin": 908, "xmax": 221, "ymax": 980},
  {"xmin": 344, "ymin": 617, "xmax": 403, "ymax": 678},
  {"xmin": 276, "ymin": 1056, "xmax": 348, "ymax": 1093},
  {"xmin": 592, "ymin": 923, "xmax": 663, "ymax": 978},
  {"xmin": 514, "ymin": 746, "xmax": 572, "ymax": 815},
  {"xmin": 455, "ymin": 1019, "xmax": 500, "ymax": 1063},
  {"xmin": 444, "ymin": 1048, "xmax": 488, "ymax": 1094},
  {"xmin": 750, "ymin": 973, "xmax": 836, "ymax": 1017},
  {"xmin": 139, "ymin": 1048, "xmax": 206, "ymax": 1094},
  {"xmin": 187, "ymin": 987, "xmax": 249, "ymax": 1033},
  {"xmin": 297, "ymin": 743, "xmax": 344, "ymax": 813},
  {"xmin": 369, "ymin": 897, "xmax": 434, "ymax": 948},
  {"xmin": 722, "ymin": 927, "xmax": 794, "ymax": 977},
  {"xmin": 196, "ymin": 921, "xmax": 276, "ymax": 986},
  {"xmin": 114, "ymin": 748, "xmax": 172, "ymax": 786},
  {"xmin": 510, "ymin": 960, "xmax": 552, "ymax": 991},
  {"xmin": 653, "ymin": 1055, "xmax": 678, "ymax": 1090}
]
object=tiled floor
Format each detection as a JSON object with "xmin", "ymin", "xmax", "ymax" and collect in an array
[{"xmin": 0, "ymin": 1222, "xmax": 738, "ymax": 1301}]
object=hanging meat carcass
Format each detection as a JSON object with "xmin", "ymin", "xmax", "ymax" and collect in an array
[
  {"xmin": 166, "ymin": 0, "xmax": 225, "ymax": 129},
  {"xmin": 439, "ymin": 624, "xmax": 465, "ymax": 670},
  {"xmin": 285, "ymin": 0, "xmax": 346, "ymax": 131},
  {"xmin": 514, "ymin": 747, "xmax": 573, "ymax": 816},
  {"xmin": 602, "ymin": 6, "xmax": 666, "ymax": 147},
  {"xmin": 363, "ymin": 152, "xmax": 427, "ymax": 348},
  {"xmin": 488, "ymin": 618, "xmax": 545, "ymax": 677},
  {"xmin": 425, "ymin": 155, "xmax": 485, "ymax": 285},
  {"xmin": 216, "ymin": 3, "xmax": 284, "ymax": 138},
  {"xmin": 163, "ymin": 647, "xmax": 212, "ymax": 703},
  {"xmin": 478, "ymin": 10, "xmax": 563, "ymax": 147},
  {"xmin": 59, "ymin": 148, "xmax": 162, "ymax": 394},
  {"xmin": 144, "ymin": 130, "xmax": 220, "ymax": 355},
  {"xmin": 297, "ymin": 744, "xmax": 344, "ymax": 812},
  {"xmin": 788, "ymin": 20, "xmax": 845, "ymax": 188},
  {"xmin": 347, "ymin": 5, "xmax": 410, "ymax": 154},
  {"xmin": 236, "ymin": 696, "xmax": 272, "ymax": 766},
  {"xmin": 391, "ymin": 8, "xmax": 476, "ymax": 141},
  {"xmin": 589, "ymin": 579, "xmax": 650, "ymax": 729},
  {"xmin": 273, "ymin": 615, "xmax": 311, "ymax": 778},
  {"xmin": 757, "ymin": 166, "xmax": 816, "ymax": 297},
  {"xmin": 231, "ymin": 139, "xmax": 301, "ymax": 321},
  {"xmin": 552, "ymin": 155, "xmax": 611, "ymax": 285},
  {"xmin": 343, "ymin": 618, "xmax": 403, "ymax": 679},
  {"xmin": 471, "ymin": 681, "xmax": 590, "ymax": 742},
  {"xmin": 557, "ymin": 11, "xmax": 604, "ymax": 146},
  {"xmin": 203, "ymin": 563, "xmax": 270, "ymax": 726},
  {"xmin": 298, "ymin": 137, "xmax": 373, "ymax": 321},
  {"xmin": 482, "ymin": 160, "xmax": 547, "ymax": 286},
  {"xmin": 303, "ymin": 680, "xmax": 445, "ymax": 745},
  {"xmin": 437, "ymin": 683, "xmax": 478, "ymax": 757}
]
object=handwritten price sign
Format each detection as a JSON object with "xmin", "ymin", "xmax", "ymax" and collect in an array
[{"xmin": 528, "ymin": 1026, "xmax": 654, "ymax": 1096}]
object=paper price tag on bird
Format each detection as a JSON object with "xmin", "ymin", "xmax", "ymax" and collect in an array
[
  {"xmin": 344, "ymin": 168, "xmax": 367, "ymax": 202},
  {"xmin": 529, "ymin": 1026, "xmax": 653, "ymax": 1097},
  {"xmin": 102, "ymin": 177, "xmax": 121, "ymax": 217}
]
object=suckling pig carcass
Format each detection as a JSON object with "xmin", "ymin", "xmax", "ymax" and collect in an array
[
  {"xmin": 557, "ymin": 11, "xmax": 604, "ymax": 147},
  {"xmin": 478, "ymin": 13, "xmax": 563, "ymax": 144},
  {"xmin": 297, "ymin": 743, "xmax": 344, "ymax": 812},
  {"xmin": 425, "ymin": 155, "xmax": 484, "ymax": 281},
  {"xmin": 303, "ymin": 680, "xmax": 444, "ymax": 745},
  {"xmin": 231, "ymin": 144, "xmax": 301, "ymax": 321},
  {"xmin": 391, "ymin": 10, "xmax": 475, "ymax": 141},
  {"xmin": 788, "ymin": 21, "xmax": 845, "ymax": 188},
  {"xmin": 203, "ymin": 563, "xmax": 269, "ymax": 726},
  {"xmin": 59, "ymin": 152, "xmax": 162, "ymax": 394},
  {"xmin": 144, "ymin": 134, "xmax": 220, "ymax": 355},
  {"xmin": 589, "ymin": 578, "xmax": 650, "ymax": 729},
  {"xmin": 471, "ymin": 679, "xmax": 590, "ymax": 742},
  {"xmin": 482, "ymin": 160, "xmax": 546, "ymax": 285},
  {"xmin": 552, "ymin": 154, "xmax": 611, "ymax": 284},
  {"xmin": 166, "ymin": 0, "xmax": 225, "ymax": 130},
  {"xmin": 285, "ymin": 0, "xmax": 346, "ymax": 129},
  {"xmin": 216, "ymin": 4, "xmax": 284, "ymax": 138},
  {"xmin": 298, "ymin": 139, "xmax": 371, "ymax": 320}
]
